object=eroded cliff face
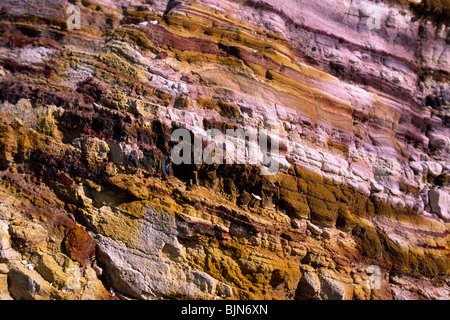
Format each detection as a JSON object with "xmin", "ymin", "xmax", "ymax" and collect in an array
[{"xmin": 0, "ymin": 0, "xmax": 448, "ymax": 300}]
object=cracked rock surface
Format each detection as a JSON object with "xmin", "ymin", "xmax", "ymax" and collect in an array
[{"xmin": 0, "ymin": 0, "xmax": 448, "ymax": 300}]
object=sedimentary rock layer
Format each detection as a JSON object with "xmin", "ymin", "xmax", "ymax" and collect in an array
[{"xmin": 0, "ymin": 0, "xmax": 448, "ymax": 300}]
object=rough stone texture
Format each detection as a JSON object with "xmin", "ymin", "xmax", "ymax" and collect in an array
[{"xmin": 0, "ymin": 0, "xmax": 448, "ymax": 300}]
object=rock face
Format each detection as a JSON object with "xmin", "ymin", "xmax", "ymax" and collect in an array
[{"xmin": 0, "ymin": 0, "xmax": 448, "ymax": 300}]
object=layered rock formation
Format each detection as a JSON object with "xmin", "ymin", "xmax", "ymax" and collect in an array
[{"xmin": 0, "ymin": 0, "xmax": 448, "ymax": 300}]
